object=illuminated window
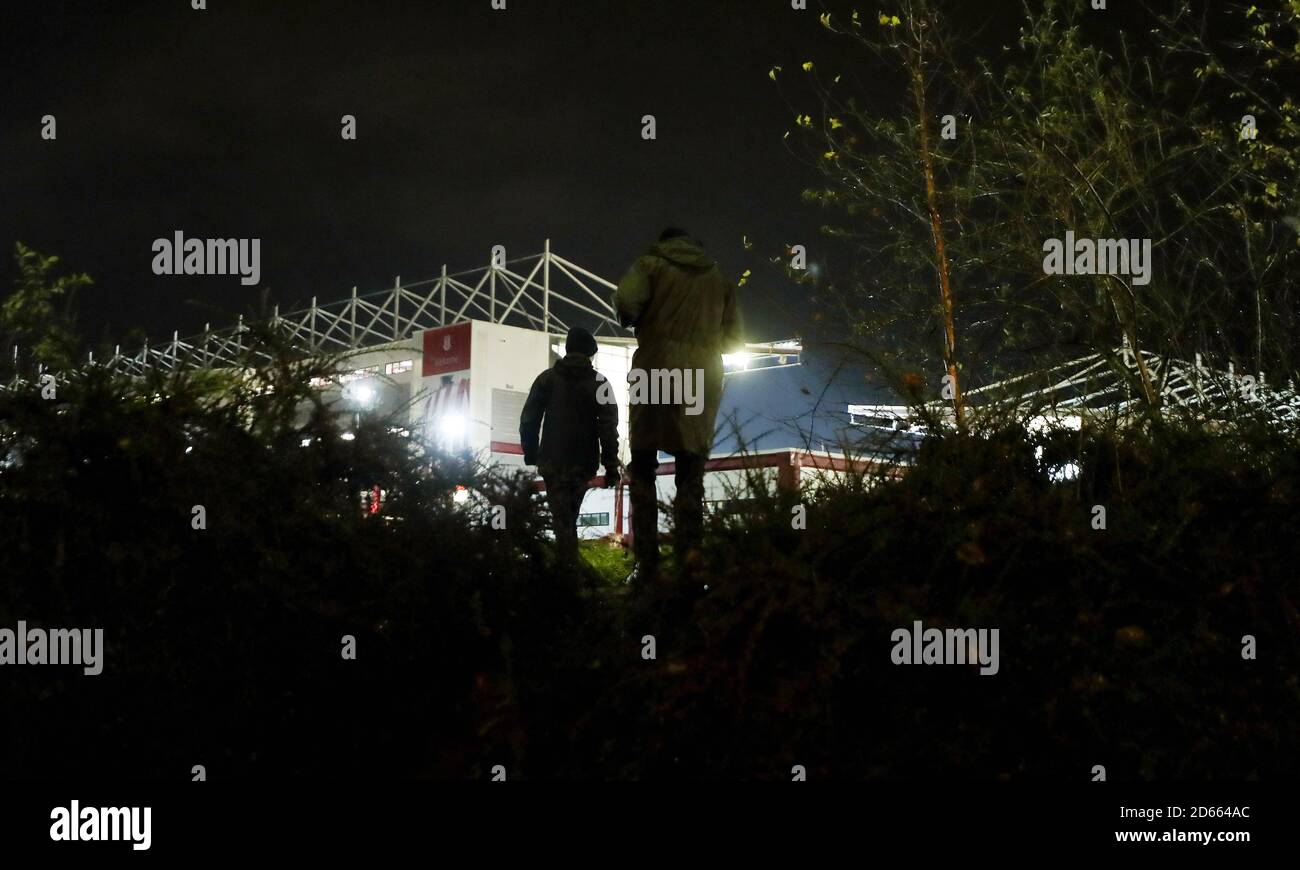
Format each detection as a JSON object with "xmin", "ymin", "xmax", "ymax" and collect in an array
[
  {"xmin": 385, "ymin": 359, "xmax": 414, "ymax": 375},
  {"xmin": 338, "ymin": 365, "xmax": 380, "ymax": 385}
]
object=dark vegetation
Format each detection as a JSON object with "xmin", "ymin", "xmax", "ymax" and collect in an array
[
  {"xmin": 5, "ymin": 0, "xmax": 1300, "ymax": 780},
  {"xmin": 2, "ymin": 347, "xmax": 1296, "ymax": 780}
]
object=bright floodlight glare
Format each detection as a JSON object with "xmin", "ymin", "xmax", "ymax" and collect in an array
[
  {"xmin": 439, "ymin": 413, "xmax": 466, "ymax": 440},
  {"xmin": 722, "ymin": 351, "xmax": 755, "ymax": 370},
  {"xmin": 341, "ymin": 432, "xmax": 356, "ymax": 442},
  {"xmin": 345, "ymin": 381, "xmax": 378, "ymax": 409}
]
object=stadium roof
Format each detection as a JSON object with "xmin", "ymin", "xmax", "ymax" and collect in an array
[{"xmin": 710, "ymin": 345, "xmax": 914, "ymax": 458}]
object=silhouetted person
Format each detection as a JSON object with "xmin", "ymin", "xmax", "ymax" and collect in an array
[
  {"xmin": 614, "ymin": 228, "xmax": 743, "ymax": 583},
  {"xmin": 519, "ymin": 327, "xmax": 620, "ymax": 569}
]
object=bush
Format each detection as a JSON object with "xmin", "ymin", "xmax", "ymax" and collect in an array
[
  {"xmin": 576, "ymin": 419, "xmax": 1300, "ymax": 779},
  {"xmin": 2, "ymin": 357, "xmax": 1296, "ymax": 780}
]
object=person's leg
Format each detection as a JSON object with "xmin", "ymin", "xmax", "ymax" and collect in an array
[
  {"xmin": 568, "ymin": 479, "xmax": 588, "ymax": 533},
  {"xmin": 544, "ymin": 472, "xmax": 580, "ymax": 567},
  {"xmin": 628, "ymin": 448, "xmax": 661, "ymax": 572},
  {"xmin": 567, "ymin": 478, "xmax": 589, "ymax": 563},
  {"xmin": 672, "ymin": 451, "xmax": 706, "ymax": 568}
]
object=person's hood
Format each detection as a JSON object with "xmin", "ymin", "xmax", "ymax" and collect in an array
[
  {"xmin": 555, "ymin": 352, "xmax": 595, "ymax": 377},
  {"xmin": 650, "ymin": 237, "xmax": 715, "ymax": 271}
]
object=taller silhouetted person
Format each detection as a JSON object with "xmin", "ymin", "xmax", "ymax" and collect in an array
[{"xmin": 614, "ymin": 228, "xmax": 744, "ymax": 584}]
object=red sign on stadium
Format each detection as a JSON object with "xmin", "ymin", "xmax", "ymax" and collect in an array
[{"xmin": 422, "ymin": 322, "xmax": 472, "ymax": 377}]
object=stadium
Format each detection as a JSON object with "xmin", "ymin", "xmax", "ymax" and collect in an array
[
  {"xmin": 100, "ymin": 242, "xmax": 883, "ymax": 541},
  {"xmin": 80, "ymin": 240, "xmax": 1300, "ymax": 544}
]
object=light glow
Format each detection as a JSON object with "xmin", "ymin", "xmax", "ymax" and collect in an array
[
  {"xmin": 439, "ymin": 413, "xmax": 466, "ymax": 441},
  {"xmin": 722, "ymin": 351, "xmax": 756, "ymax": 370},
  {"xmin": 344, "ymin": 381, "xmax": 378, "ymax": 409}
]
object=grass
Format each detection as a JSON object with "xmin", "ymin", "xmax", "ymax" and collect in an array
[{"xmin": 579, "ymin": 538, "xmax": 634, "ymax": 585}]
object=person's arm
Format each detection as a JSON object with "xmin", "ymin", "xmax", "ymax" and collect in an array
[
  {"xmin": 518, "ymin": 370, "xmax": 551, "ymax": 465},
  {"xmin": 721, "ymin": 280, "xmax": 745, "ymax": 353},
  {"xmin": 613, "ymin": 256, "xmax": 658, "ymax": 328},
  {"xmin": 594, "ymin": 373, "xmax": 620, "ymax": 482}
]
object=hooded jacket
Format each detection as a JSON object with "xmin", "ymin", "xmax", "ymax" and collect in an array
[
  {"xmin": 519, "ymin": 352, "xmax": 619, "ymax": 476},
  {"xmin": 613, "ymin": 237, "xmax": 744, "ymax": 455}
]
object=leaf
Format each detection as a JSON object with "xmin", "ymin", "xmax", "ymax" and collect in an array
[
  {"xmin": 768, "ymin": 65, "xmax": 781, "ymax": 81},
  {"xmin": 802, "ymin": 61, "xmax": 815, "ymax": 72}
]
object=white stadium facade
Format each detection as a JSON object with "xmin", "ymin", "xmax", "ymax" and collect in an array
[{"xmin": 99, "ymin": 243, "xmax": 881, "ymax": 541}]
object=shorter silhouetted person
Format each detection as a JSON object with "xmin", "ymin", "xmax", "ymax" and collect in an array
[{"xmin": 520, "ymin": 327, "xmax": 621, "ymax": 568}]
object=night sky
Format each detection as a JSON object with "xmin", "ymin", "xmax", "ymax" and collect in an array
[{"xmin": 0, "ymin": 0, "xmax": 887, "ymax": 351}]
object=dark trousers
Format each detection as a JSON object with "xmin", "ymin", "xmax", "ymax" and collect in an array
[
  {"xmin": 541, "ymin": 467, "xmax": 589, "ymax": 566},
  {"xmin": 628, "ymin": 448, "xmax": 705, "ymax": 568}
]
